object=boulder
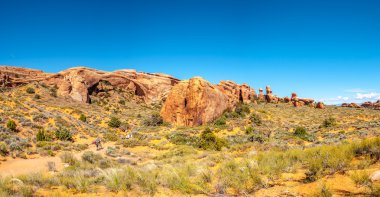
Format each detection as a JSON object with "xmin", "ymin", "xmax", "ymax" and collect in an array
[
  {"xmin": 370, "ymin": 170, "xmax": 380, "ymax": 182},
  {"xmin": 316, "ymin": 102, "xmax": 325, "ymax": 109},
  {"xmin": 161, "ymin": 77, "xmax": 229, "ymax": 126}
]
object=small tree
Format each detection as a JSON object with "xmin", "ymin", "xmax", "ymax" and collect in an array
[
  {"xmin": 6, "ymin": 120, "xmax": 17, "ymax": 131},
  {"xmin": 108, "ymin": 117, "xmax": 121, "ymax": 128}
]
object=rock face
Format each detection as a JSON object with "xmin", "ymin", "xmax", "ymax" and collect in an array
[
  {"xmin": 1, "ymin": 66, "xmax": 179, "ymax": 104},
  {"xmin": 160, "ymin": 77, "xmax": 229, "ymax": 126},
  {"xmin": 0, "ymin": 66, "xmax": 47, "ymax": 87},
  {"xmin": 216, "ymin": 81, "xmax": 256, "ymax": 106}
]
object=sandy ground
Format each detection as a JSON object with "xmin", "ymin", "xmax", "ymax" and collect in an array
[{"xmin": 0, "ymin": 156, "xmax": 63, "ymax": 177}]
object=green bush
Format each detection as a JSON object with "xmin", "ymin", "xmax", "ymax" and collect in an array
[
  {"xmin": 0, "ymin": 142, "xmax": 9, "ymax": 156},
  {"xmin": 143, "ymin": 113, "xmax": 163, "ymax": 126},
  {"xmin": 26, "ymin": 87, "xmax": 35, "ymax": 94},
  {"xmin": 79, "ymin": 114, "xmax": 87, "ymax": 122},
  {"xmin": 245, "ymin": 126, "xmax": 254, "ymax": 135},
  {"xmin": 6, "ymin": 120, "xmax": 17, "ymax": 131},
  {"xmin": 36, "ymin": 129, "xmax": 52, "ymax": 141},
  {"xmin": 250, "ymin": 114, "xmax": 262, "ymax": 126},
  {"xmin": 322, "ymin": 117, "xmax": 337, "ymax": 128},
  {"xmin": 166, "ymin": 132, "xmax": 198, "ymax": 146},
  {"xmin": 108, "ymin": 117, "xmax": 121, "ymax": 128},
  {"xmin": 197, "ymin": 128, "xmax": 228, "ymax": 151},
  {"xmin": 293, "ymin": 127, "xmax": 314, "ymax": 141},
  {"xmin": 55, "ymin": 128, "xmax": 73, "ymax": 141},
  {"xmin": 34, "ymin": 94, "xmax": 41, "ymax": 99},
  {"xmin": 214, "ymin": 115, "xmax": 227, "ymax": 126}
]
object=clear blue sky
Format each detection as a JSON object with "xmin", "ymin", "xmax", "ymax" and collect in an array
[{"xmin": 1, "ymin": 0, "xmax": 380, "ymax": 104}]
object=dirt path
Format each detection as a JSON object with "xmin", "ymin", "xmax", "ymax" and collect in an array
[{"xmin": 0, "ymin": 156, "xmax": 63, "ymax": 177}]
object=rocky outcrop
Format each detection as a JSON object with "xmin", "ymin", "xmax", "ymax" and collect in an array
[
  {"xmin": 216, "ymin": 81, "xmax": 256, "ymax": 106},
  {"xmin": 316, "ymin": 102, "xmax": 325, "ymax": 109},
  {"xmin": 0, "ymin": 66, "xmax": 48, "ymax": 87},
  {"xmin": 265, "ymin": 86, "xmax": 278, "ymax": 103},
  {"xmin": 161, "ymin": 77, "xmax": 229, "ymax": 126},
  {"xmin": 290, "ymin": 92, "xmax": 315, "ymax": 108},
  {"xmin": 1, "ymin": 66, "xmax": 179, "ymax": 104}
]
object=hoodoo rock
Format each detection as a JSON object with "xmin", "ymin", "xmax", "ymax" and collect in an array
[
  {"xmin": 161, "ymin": 77, "xmax": 229, "ymax": 126},
  {"xmin": 265, "ymin": 86, "xmax": 278, "ymax": 103},
  {"xmin": 258, "ymin": 88, "xmax": 265, "ymax": 102}
]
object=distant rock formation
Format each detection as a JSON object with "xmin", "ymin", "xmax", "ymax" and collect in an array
[
  {"xmin": 217, "ymin": 80, "xmax": 256, "ymax": 106},
  {"xmin": 290, "ymin": 92, "xmax": 316, "ymax": 107},
  {"xmin": 343, "ymin": 100, "xmax": 380, "ymax": 110},
  {"xmin": 161, "ymin": 77, "xmax": 229, "ymax": 126}
]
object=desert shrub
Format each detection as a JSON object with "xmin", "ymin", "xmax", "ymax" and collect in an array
[
  {"xmin": 55, "ymin": 128, "xmax": 73, "ymax": 141},
  {"xmin": 248, "ymin": 133, "xmax": 266, "ymax": 143},
  {"xmin": 104, "ymin": 131, "xmax": 118, "ymax": 142},
  {"xmin": 26, "ymin": 87, "xmax": 35, "ymax": 94},
  {"xmin": 47, "ymin": 161, "xmax": 56, "ymax": 172},
  {"xmin": 6, "ymin": 120, "xmax": 17, "ymax": 131},
  {"xmin": 108, "ymin": 117, "xmax": 121, "ymax": 128},
  {"xmin": 317, "ymin": 183, "xmax": 332, "ymax": 197},
  {"xmin": 214, "ymin": 115, "xmax": 227, "ymax": 126},
  {"xmin": 166, "ymin": 132, "xmax": 198, "ymax": 146},
  {"xmin": 350, "ymin": 171, "xmax": 371, "ymax": 187},
  {"xmin": 197, "ymin": 128, "xmax": 228, "ymax": 151},
  {"xmin": 235, "ymin": 103, "xmax": 250, "ymax": 117},
  {"xmin": 102, "ymin": 168, "xmax": 136, "ymax": 192},
  {"xmin": 36, "ymin": 129, "xmax": 52, "ymax": 141},
  {"xmin": 60, "ymin": 152, "xmax": 78, "ymax": 166},
  {"xmin": 217, "ymin": 159, "xmax": 263, "ymax": 194},
  {"xmin": 250, "ymin": 113, "xmax": 262, "ymax": 126},
  {"xmin": 143, "ymin": 113, "xmax": 163, "ymax": 126},
  {"xmin": 50, "ymin": 86, "xmax": 58, "ymax": 97},
  {"xmin": 82, "ymin": 151, "xmax": 103, "ymax": 164},
  {"xmin": 118, "ymin": 99, "xmax": 126, "ymax": 105},
  {"xmin": 79, "ymin": 114, "xmax": 87, "ymax": 122},
  {"xmin": 294, "ymin": 127, "xmax": 314, "ymax": 141},
  {"xmin": 245, "ymin": 126, "xmax": 254, "ymax": 135},
  {"xmin": 34, "ymin": 94, "xmax": 41, "ymax": 99},
  {"xmin": 0, "ymin": 142, "xmax": 9, "ymax": 156},
  {"xmin": 322, "ymin": 117, "xmax": 337, "ymax": 128}
]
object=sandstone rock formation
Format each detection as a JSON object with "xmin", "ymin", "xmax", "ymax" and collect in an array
[
  {"xmin": 1, "ymin": 66, "xmax": 179, "ymax": 104},
  {"xmin": 316, "ymin": 102, "xmax": 325, "ymax": 109},
  {"xmin": 216, "ymin": 81, "xmax": 256, "ymax": 106},
  {"xmin": 265, "ymin": 86, "xmax": 278, "ymax": 103},
  {"xmin": 161, "ymin": 77, "xmax": 229, "ymax": 126},
  {"xmin": 257, "ymin": 88, "xmax": 265, "ymax": 102},
  {"xmin": 290, "ymin": 92, "xmax": 315, "ymax": 108}
]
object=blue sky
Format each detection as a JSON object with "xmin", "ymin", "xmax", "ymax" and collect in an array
[{"xmin": 1, "ymin": 0, "xmax": 380, "ymax": 104}]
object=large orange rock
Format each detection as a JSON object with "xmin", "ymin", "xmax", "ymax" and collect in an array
[{"xmin": 161, "ymin": 77, "xmax": 229, "ymax": 126}]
